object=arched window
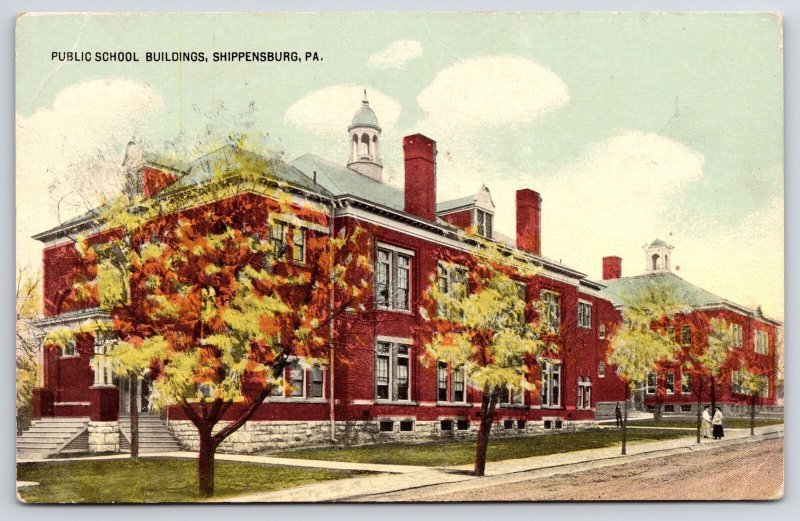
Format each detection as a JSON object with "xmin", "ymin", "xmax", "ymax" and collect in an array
[
  {"xmin": 351, "ymin": 134, "xmax": 358, "ymax": 159},
  {"xmin": 359, "ymin": 133, "xmax": 370, "ymax": 159},
  {"xmin": 652, "ymin": 253, "xmax": 660, "ymax": 270}
]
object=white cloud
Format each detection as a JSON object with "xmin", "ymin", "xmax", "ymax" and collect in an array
[
  {"xmin": 416, "ymin": 55, "xmax": 569, "ymax": 134},
  {"xmin": 368, "ymin": 40, "xmax": 423, "ymax": 69},
  {"xmin": 284, "ymin": 84, "xmax": 401, "ymax": 137},
  {"xmin": 16, "ymin": 78, "xmax": 163, "ymax": 271}
]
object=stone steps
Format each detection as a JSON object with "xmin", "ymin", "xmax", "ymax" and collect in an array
[
  {"xmin": 17, "ymin": 418, "xmax": 89, "ymax": 458},
  {"xmin": 119, "ymin": 415, "xmax": 181, "ymax": 453}
]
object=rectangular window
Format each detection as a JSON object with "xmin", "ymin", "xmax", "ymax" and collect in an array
[
  {"xmin": 375, "ymin": 341, "xmax": 412, "ymax": 401},
  {"xmin": 475, "ymin": 209, "xmax": 493, "ymax": 239},
  {"xmin": 292, "ymin": 227, "xmax": 306, "ymax": 263},
  {"xmin": 755, "ymin": 330, "xmax": 769, "ymax": 354},
  {"xmin": 665, "ymin": 373, "xmax": 675, "ymax": 395},
  {"xmin": 646, "ymin": 373, "xmax": 657, "ymax": 394},
  {"xmin": 681, "ymin": 326, "xmax": 692, "ymax": 346},
  {"xmin": 541, "ymin": 291, "xmax": 561, "ymax": 334},
  {"xmin": 268, "ymin": 221, "xmax": 288, "ymax": 258},
  {"xmin": 681, "ymin": 372, "xmax": 692, "ymax": 394},
  {"xmin": 399, "ymin": 420, "xmax": 414, "ymax": 432},
  {"xmin": 440, "ymin": 420, "xmax": 453, "ymax": 431},
  {"xmin": 503, "ymin": 420, "xmax": 514, "ymax": 430},
  {"xmin": 375, "ymin": 247, "xmax": 412, "ymax": 311},
  {"xmin": 309, "ymin": 366, "xmax": 324, "ymax": 398},
  {"xmin": 437, "ymin": 361, "xmax": 448, "ymax": 401},
  {"xmin": 379, "ymin": 421, "xmax": 394, "ymax": 432},
  {"xmin": 664, "ymin": 405, "xmax": 674, "ymax": 413},
  {"xmin": 289, "ymin": 364, "xmax": 305, "ymax": 397},
  {"xmin": 456, "ymin": 419, "xmax": 470, "ymax": 431},
  {"xmin": 681, "ymin": 404, "xmax": 692, "ymax": 412},
  {"xmin": 598, "ymin": 361, "xmax": 606, "ymax": 378},
  {"xmin": 375, "ymin": 342, "xmax": 391, "ymax": 400},
  {"xmin": 578, "ymin": 301, "xmax": 592, "ymax": 329},
  {"xmin": 452, "ymin": 367, "xmax": 466, "ymax": 403},
  {"xmin": 540, "ymin": 361, "xmax": 561, "ymax": 408},
  {"xmin": 731, "ymin": 324, "xmax": 743, "ymax": 348},
  {"xmin": 599, "ymin": 324, "xmax": 606, "ymax": 340}
]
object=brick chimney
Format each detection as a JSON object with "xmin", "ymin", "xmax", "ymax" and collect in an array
[
  {"xmin": 602, "ymin": 256, "xmax": 622, "ymax": 280},
  {"xmin": 516, "ymin": 189, "xmax": 542, "ymax": 255},
  {"xmin": 403, "ymin": 134, "xmax": 437, "ymax": 221}
]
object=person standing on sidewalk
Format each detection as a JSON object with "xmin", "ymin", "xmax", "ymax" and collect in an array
[
  {"xmin": 615, "ymin": 402, "xmax": 622, "ymax": 427},
  {"xmin": 712, "ymin": 407, "xmax": 725, "ymax": 439},
  {"xmin": 702, "ymin": 406, "xmax": 713, "ymax": 438}
]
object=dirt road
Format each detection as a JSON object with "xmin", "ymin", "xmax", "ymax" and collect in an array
[{"xmin": 411, "ymin": 438, "xmax": 784, "ymax": 501}]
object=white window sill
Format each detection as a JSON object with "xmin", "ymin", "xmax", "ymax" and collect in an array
[
  {"xmin": 374, "ymin": 400, "xmax": 417, "ymax": 405},
  {"xmin": 374, "ymin": 307, "xmax": 414, "ymax": 316},
  {"xmin": 436, "ymin": 401, "xmax": 472, "ymax": 407},
  {"xmin": 264, "ymin": 397, "xmax": 327, "ymax": 403},
  {"xmin": 499, "ymin": 404, "xmax": 529, "ymax": 409}
]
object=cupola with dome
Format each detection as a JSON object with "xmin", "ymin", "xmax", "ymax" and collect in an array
[{"xmin": 347, "ymin": 90, "xmax": 383, "ymax": 182}]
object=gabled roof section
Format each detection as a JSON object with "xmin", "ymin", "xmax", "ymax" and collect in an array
[
  {"xmin": 600, "ymin": 271, "xmax": 781, "ymax": 325},
  {"xmin": 437, "ymin": 185, "xmax": 495, "ymax": 214},
  {"xmin": 290, "ymin": 153, "xmax": 404, "ymax": 210}
]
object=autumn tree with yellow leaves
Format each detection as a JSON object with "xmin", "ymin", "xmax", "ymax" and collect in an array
[
  {"xmin": 45, "ymin": 144, "xmax": 372, "ymax": 496},
  {"xmin": 421, "ymin": 239, "xmax": 551, "ymax": 476}
]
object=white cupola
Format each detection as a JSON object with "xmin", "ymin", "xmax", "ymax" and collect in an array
[
  {"xmin": 347, "ymin": 90, "xmax": 383, "ymax": 182},
  {"xmin": 643, "ymin": 238, "xmax": 674, "ymax": 273}
]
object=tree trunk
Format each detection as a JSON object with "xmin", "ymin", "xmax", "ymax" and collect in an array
[
  {"xmin": 198, "ymin": 428, "xmax": 216, "ymax": 497},
  {"xmin": 474, "ymin": 387, "xmax": 500, "ymax": 477},
  {"xmin": 750, "ymin": 394, "xmax": 756, "ymax": 436},
  {"xmin": 621, "ymin": 388, "xmax": 629, "ymax": 455},
  {"xmin": 130, "ymin": 378, "xmax": 139, "ymax": 460}
]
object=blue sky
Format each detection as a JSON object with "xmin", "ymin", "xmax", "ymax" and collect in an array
[{"xmin": 15, "ymin": 12, "xmax": 784, "ymax": 317}]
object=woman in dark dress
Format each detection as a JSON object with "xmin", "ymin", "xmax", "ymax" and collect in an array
[{"xmin": 712, "ymin": 407, "xmax": 725, "ymax": 439}]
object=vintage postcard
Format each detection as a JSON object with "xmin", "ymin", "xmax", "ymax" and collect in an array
[{"xmin": 15, "ymin": 12, "xmax": 783, "ymax": 502}]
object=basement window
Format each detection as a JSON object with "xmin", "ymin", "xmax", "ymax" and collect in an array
[
  {"xmin": 399, "ymin": 420, "xmax": 414, "ymax": 432},
  {"xmin": 440, "ymin": 420, "xmax": 454, "ymax": 431},
  {"xmin": 517, "ymin": 420, "xmax": 527, "ymax": 430},
  {"xmin": 456, "ymin": 419, "xmax": 470, "ymax": 431},
  {"xmin": 555, "ymin": 420, "xmax": 563, "ymax": 430},
  {"xmin": 664, "ymin": 405, "xmax": 675, "ymax": 413},
  {"xmin": 681, "ymin": 405, "xmax": 692, "ymax": 412},
  {"xmin": 503, "ymin": 420, "xmax": 514, "ymax": 430},
  {"xmin": 379, "ymin": 421, "xmax": 394, "ymax": 433}
]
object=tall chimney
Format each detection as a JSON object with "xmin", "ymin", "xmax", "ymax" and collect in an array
[
  {"xmin": 403, "ymin": 134, "xmax": 437, "ymax": 221},
  {"xmin": 516, "ymin": 189, "xmax": 542, "ymax": 255},
  {"xmin": 602, "ymin": 256, "xmax": 622, "ymax": 280}
]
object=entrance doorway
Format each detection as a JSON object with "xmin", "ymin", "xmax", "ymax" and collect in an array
[{"xmin": 115, "ymin": 376, "xmax": 152, "ymax": 414}]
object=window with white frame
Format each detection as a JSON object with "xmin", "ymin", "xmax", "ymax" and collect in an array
[
  {"xmin": 61, "ymin": 337, "xmax": 77, "ymax": 357},
  {"xmin": 375, "ymin": 341, "xmax": 411, "ymax": 401},
  {"xmin": 754, "ymin": 330, "xmax": 769, "ymax": 354},
  {"xmin": 731, "ymin": 323, "xmax": 743, "ymax": 348},
  {"xmin": 475, "ymin": 209, "xmax": 493, "ymax": 239},
  {"xmin": 500, "ymin": 386, "xmax": 524, "ymax": 406},
  {"xmin": 269, "ymin": 362, "xmax": 325, "ymax": 399},
  {"xmin": 437, "ymin": 361, "xmax": 467, "ymax": 403},
  {"xmin": 578, "ymin": 301, "xmax": 592, "ymax": 329},
  {"xmin": 375, "ymin": 246, "xmax": 412, "ymax": 311},
  {"xmin": 598, "ymin": 361, "xmax": 606, "ymax": 378},
  {"xmin": 268, "ymin": 221, "xmax": 288, "ymax": 258},
  {"xmin": 540, "ymin": 360, "xmax": 561, "ymax": 408},
  {"xmin": 599, "ymin": 324, "xmax": 606, "ymax": 339},
  {"xmin": 665, "ymin": 373, "xmax": 675, "ymax": 394},
  {"xmin": 291, "ymin": 227, "xmax": 306, "ymax": 263},
  {"xmin": 646, "ymin": 372, "xmax": 657, "ymax": 394},
  {"xmin": 681, "ymin": 372, "xmax": 692, "ymax": 394},
  {"xmin": 541, "ymin": 290, "xmax": 561, "ymax": 334},
  {"xmin": 437, "ymin": 263, "xmax": 468, "ymax": 299},
  {"xmin": 577, "ymin": 377, "xmax": 592, "ymax": 409}
]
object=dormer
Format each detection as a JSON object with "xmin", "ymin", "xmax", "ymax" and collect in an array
[{"xmin": 437, "ymin": 185, "xmax": 495, "ymax": 239}]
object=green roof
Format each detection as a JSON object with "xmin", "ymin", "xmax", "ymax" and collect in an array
[
  {"xmin": 649, "ymin": 238, "xmax": 671, "ymax": 247},
  {"xmin": 437, "ymin": 194, "xmax": 475, "ymax": 213},
  {"xmin": 290, "ymin": 153, "xmax": 404, "ymax": 210},
  {"xmin": 349, "ymin": 100, "xmax": 380, "ymax": 130},
  {"xmin": 602, "ymin": 271, "xmax": 736, "ymax": 309}
]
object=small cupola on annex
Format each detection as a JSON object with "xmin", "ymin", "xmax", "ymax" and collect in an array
[
  {"xmin": 346, "ymin": 90, "xmax": 383, "ymax": 182},
  {"xmin": 643, "ymin": 238, "xmax": 674, "ymax": 273}
]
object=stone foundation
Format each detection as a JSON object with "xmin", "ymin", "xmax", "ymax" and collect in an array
[
  {"xmin": 88, "ymin": 421, "xmax": 120, "ymax": 453},
  {"xmin": 167, "ymin": 417, "xmax": 598, "ymax": 454}
]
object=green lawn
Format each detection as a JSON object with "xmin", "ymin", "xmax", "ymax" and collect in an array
[
  {"xmin": 279, "ymin": 428, "xmax": 689, "ymax": 467},
  {"xmin": 17, "ymin": 458, "xmax": 367, "ymax": 503},
  {"xmin": 627, "ymin": 418, "xmax": 784, "ymax": 429}
]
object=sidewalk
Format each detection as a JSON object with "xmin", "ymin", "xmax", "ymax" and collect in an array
[{"xmin": 214, "ymin": 423, "xmax": 783, "ymax": 502}]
